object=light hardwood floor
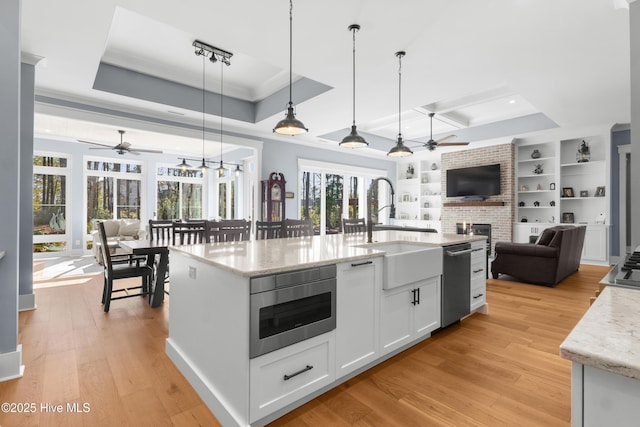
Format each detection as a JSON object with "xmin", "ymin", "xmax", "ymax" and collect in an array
[{"xmin": 0, "ymin": 264, "xmax": 608, "ymax": 426}]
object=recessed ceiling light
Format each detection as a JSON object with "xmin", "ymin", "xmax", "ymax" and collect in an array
[{"xmin": 509, "ymin": 99, "xmax": 516, "ymax": 104}]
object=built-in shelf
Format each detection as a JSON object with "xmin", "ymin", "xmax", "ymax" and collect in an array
[{"xmin": 443, "ymin": 201, "xmax": 505, "ymax": 207}]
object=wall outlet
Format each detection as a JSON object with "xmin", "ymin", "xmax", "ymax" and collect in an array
[{"xmin": 188, "ymin": 266, "xmax": 197, "ymax": 280}]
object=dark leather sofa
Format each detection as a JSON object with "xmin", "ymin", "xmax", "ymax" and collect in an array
[{"xmin": 491, "ymin": 225, "xmax": 586, "ymax": 287}]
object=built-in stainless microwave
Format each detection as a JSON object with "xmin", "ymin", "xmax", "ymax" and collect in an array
[{"xmin": 249, "ymin": 265, "xmax": 336, "ymax": 358}]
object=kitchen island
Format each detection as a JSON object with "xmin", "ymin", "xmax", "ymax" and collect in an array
[
  {"xmin": 167, "ymin": 231, "xmax": 486, "ymax": 426},
  {"xmin": 560, "ymin": 286, "xmax": 640, "ymax": 426}
]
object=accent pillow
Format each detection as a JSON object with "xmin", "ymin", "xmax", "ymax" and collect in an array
[
  {"xmin": 118, "ymin": 220, "xmax": 141, "ymax": 237},
  {"xmin": 536, "ymin": 228, "xmax": 556, "ymax": 246}
]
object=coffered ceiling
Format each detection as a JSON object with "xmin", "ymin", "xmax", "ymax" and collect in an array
[{"xmin": 21, "ymin": 0, "xmax": 631, "ymax": 158}]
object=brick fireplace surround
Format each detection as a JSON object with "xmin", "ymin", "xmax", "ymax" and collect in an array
[{"xmin": 440, "ymin": 143, "xmax": 515, "ymax": 255}]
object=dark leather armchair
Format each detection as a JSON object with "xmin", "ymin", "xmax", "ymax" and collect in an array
[{"xmin": 491, "ymin": 225, "xmax": 586, "ymax": 287}]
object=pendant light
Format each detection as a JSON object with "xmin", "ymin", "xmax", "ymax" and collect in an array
[
  {"xmin": 387, "ymin": 51, "xmax": 413, "ymax": 157},
  {"xmin": 176, "ymin": 158, "xmax": 192, "ymax": 172},
  {"xmin": 217, "ymin": 57, "xmax": 227, "ymax": 178},
  {"xmin": 340, "ymin": 24, "xmax": 368, "ymax": 148},
  {"xmin": 197, "ymin": 50, "xmax": 210, "ymax": 170},
  {"xmin": 273, "ymin": 0, "xmax": 308, "ymax": 135}
]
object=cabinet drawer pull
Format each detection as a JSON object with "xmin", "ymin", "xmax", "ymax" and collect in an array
[
  {"xmin": 473, "ymin": 269, "xmax": 484, "ymax": 274},
  {"xmin": 351, "ymin": 260, "xmax": 373, "ymax": 267},
  {"xmin": 471, "ymin": 247, "xmax": 485, "ymax": 252},
  {"xmin": 283, "ymin": 365, "xmax": 314, "ymax": 381},
  {"xmin": 473, "ymin": 293, "xmax": 484, "ymax": 299}
]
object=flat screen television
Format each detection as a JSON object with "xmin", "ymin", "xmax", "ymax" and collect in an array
[{"xmin": 446, "ymin": 164, "xmax": 501, "ymax": 200}]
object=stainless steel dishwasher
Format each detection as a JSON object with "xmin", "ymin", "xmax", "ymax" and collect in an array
[{"xmin": 441, "ymin": 243, "xmax": 472, "ymax": 327}]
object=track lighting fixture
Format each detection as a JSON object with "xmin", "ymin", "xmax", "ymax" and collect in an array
[
  {"xmin": 340, "ymin": 24, "xmax": 368, "ymax": 148},
  {"xmin": 185, "ymin": 40, "xmax": 234, "ymax": 172},
  {"xmin": 387, "ymin": 51, "xmax": 413, "ymax": 157},
  {"xmin": 273, "ymin": 0, "xmax": 308, "ymax": 135}
]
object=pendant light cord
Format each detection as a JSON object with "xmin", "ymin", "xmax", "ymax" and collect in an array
[
  {"xmin": 351, "ymin": 26, "xmax": 356, "ymax": 126},
  {"xmin": 289, "ymin": 0, "xmax": 293, "ymax": 108},
  {"xmin": 202, "ymin": 52, "xmax": 206, "ymax": 160},
  {"xmin": 398, "ymin": 53, "xmax": 402, "ymax": 137},
  {"xmin": 220, "ymin": 57, "xmax": 224, "ymax": 162}
]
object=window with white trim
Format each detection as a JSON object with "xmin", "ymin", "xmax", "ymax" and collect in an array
[
  {"xmin": 156, "ymin": 165, "xmax": 205, "ymax": 220},
  {"xmin": 33, "ymin": 152, "xmax": 71, "ymax": 253},
  {"xmin": 298, "ymin": 159, "xmax": 388, "ymax": 235}
]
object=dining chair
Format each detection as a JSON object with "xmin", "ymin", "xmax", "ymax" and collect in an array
[
  {"xmin": 342, "ymin": 218, "xmax": 367, "ymax": 234},
  {"xmin": 97, "ymin": 221, "xmax": 153, "ymax": 313},
  {"xmin": 149, "ymin": 219, "xmax": 174, "ymax": 243},
  {"xmin": 283, "ymin": 218, "xmax": 315, "ymax": 237},
  {"xmin": 172, "ymin": 220, "xmax": 205, "ymax": 245},
  {"xmin": 205, "ymin": 219, "xmax": 251, "ymax": 243},
  {"xmin": 255, "ymin": 221, "xmax": 284, "ymax": 240}
]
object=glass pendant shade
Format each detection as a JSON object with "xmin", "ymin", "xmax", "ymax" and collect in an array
[
  {"xmin": 340, "ymin": 125, "xmax": 368, "ymax": 148},
  {"xmin": 274, "ymin": 104, "xmax": 308, "ymax": 135},
  {"xmin": 217, "ymin": 161, "xmax": 227, "ymax": 178},
  {"xmin": 200, "ymin": 158, "xmax": 209, "ymax": 170},
  {"xmin": 387, "ymin": 135, "xmax": 413, "ymax": 157},
  {"xmin": 235, "ymin": 164, "xmax": 242, "ymax": 176}
]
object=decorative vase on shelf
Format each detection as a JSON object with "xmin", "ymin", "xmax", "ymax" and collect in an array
[
  {"xmin": 577, "ymin": 140, "xmax": 591, "ymax": 163},
  {"xmin": 431, "ymin": 163, "xmax": 438, "ymax": 170},
  {"xmin": 531, "ymin": 149, "xmax": 541, "ymax": 159},
  {"xmin": 533, "ymin": 164, "xmax": 543, "ymax": 174},
  {"xmin": 406, "ymin": 164, "xmax": 415, "ymax": 179}
]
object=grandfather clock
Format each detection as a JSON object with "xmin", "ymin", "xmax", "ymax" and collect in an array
[{"xmin": 261, "ymin": 172, "xmax": 286, "ymax": 221}]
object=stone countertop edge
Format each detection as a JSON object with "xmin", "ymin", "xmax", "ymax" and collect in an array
[
  {"xmin": 559, "ymin": 286, "xmax": 640, "ymax": 380},
  {"xmin": 169, "ymin": 231, "xmax": 486, "ymax": 278}
]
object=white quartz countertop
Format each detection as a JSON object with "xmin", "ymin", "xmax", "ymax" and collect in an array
[
  {"xmin": 560, "ymin": 286, "xmax": 640, "ymax": 380},
  {"xmin": 170, "ymin": 230, "xmax": 486, "ymax": 277}
]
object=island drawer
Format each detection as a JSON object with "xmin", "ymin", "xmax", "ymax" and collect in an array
[
  {"xmin": 470, "ymin": 281, "xmax": 486, "ymax": 311},
  {"xmin": 250, "ymin": 332, "xmax": 335, "ymax": 422}
]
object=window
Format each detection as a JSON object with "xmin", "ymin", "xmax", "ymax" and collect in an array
[
  {"xmin": 33, "ymin": 153, "xmax": 70, "ymax": 253},
  {"xmin": 298, "ymin": 159, "xmax": 387, "ymax": 235},
  {"xmin": 156, "ymin": 165, "xmax": 204, "ymax": 220},
  {"xmin": 217, "ymin": 174, "xmax": 239, "ymax": 220},
  {"xmin": 85, "ymin": 157, "xmax": 144, "ymax": 248}
]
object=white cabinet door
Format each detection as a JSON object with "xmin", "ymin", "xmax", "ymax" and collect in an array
[
  {"xmin": 380, "ymin": 285, "xmax": 414, "ymax": 355},
  {"xmin": 380, "ymin": 276, "xmax": 441, "ymax": 356},
  {"xmin": 582, "ymin": 225, "xmax": 608, "ymax": 264},
  {"xmin": 413, "ymin": 277, "xmax": 441, "ymax": 338},
  {"xmin": 335, "ymin": 259, "xmax": 380, "ymax": 378}
]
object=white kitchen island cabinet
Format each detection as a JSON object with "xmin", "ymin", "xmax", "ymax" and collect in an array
[
  {"xmin": 560, "ymin": 286, "xmax": 640, "ymax": 426},
  {"xmin": 167, "ymin": 231, "xmax": 486, "ymax": 426},
  {"xmin": 335, "ymin": 258, "xmax": 382, "ymax": 379}
]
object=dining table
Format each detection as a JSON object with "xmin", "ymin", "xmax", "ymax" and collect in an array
[{"xmin": 119, "ymin": 239, "xmax": 170, "ymax": 308}]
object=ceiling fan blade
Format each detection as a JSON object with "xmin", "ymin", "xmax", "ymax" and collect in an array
[
  {"xmin": 88, "ymin": 147, "xmax": 114, "ymax": 150},
  {"xmin": 438, "ymin": 141, "xmax": 470, "ymax": 146},
  {"xmin": 435, "ymin": 134, "xmax": 457, "ymax": 144},
  {"xmin": 77, "ymin": 139, "xmax": 113, "ymax": 148},
  {"xmin": 131, "ymin": 148, "xmax": 163, "ymax": 154}
]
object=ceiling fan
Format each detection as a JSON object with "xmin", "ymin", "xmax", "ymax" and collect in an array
[
  {"xmin": 78, "ymin": 130, "xmax": 163, "ymax": 155},
  {"xmin": 421, "ymin": 113, "xmax": 470, "ymax": 151}
]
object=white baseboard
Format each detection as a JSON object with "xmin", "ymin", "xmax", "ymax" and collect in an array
[
  {"xmin": 19, "ymin": 293, "xmax": 36, "ymax": 311},
  {"xmin": 165, "ymin": 338, "xmax": 245, "ymax": 427},
  {"xmin": 0, "ymin": 344, "xmax": 24, "ymax": 382}
]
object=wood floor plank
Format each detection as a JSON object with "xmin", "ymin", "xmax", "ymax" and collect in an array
[{"xmin": 0, "ymin": 262, "xmax": 610, "ymax": 426}]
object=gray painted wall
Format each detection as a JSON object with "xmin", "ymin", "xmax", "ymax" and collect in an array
[
  {"xmin": 631, "ymin": 2, "xmax": 640, "ymax": 248},
  {"xmin": 610, "ymin": 129, "xmax": 630, "ymax": 257},
  {"xmin": 261, "ymin": 139, "xmax": 396, "ymax": 219},
  {"xmin": 20, "ymin": 63, "xmax": 34, "ymax": 301},
  {"xmin": 0, "ymin": 0, "xmax": 20, "ymax": 355}
]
